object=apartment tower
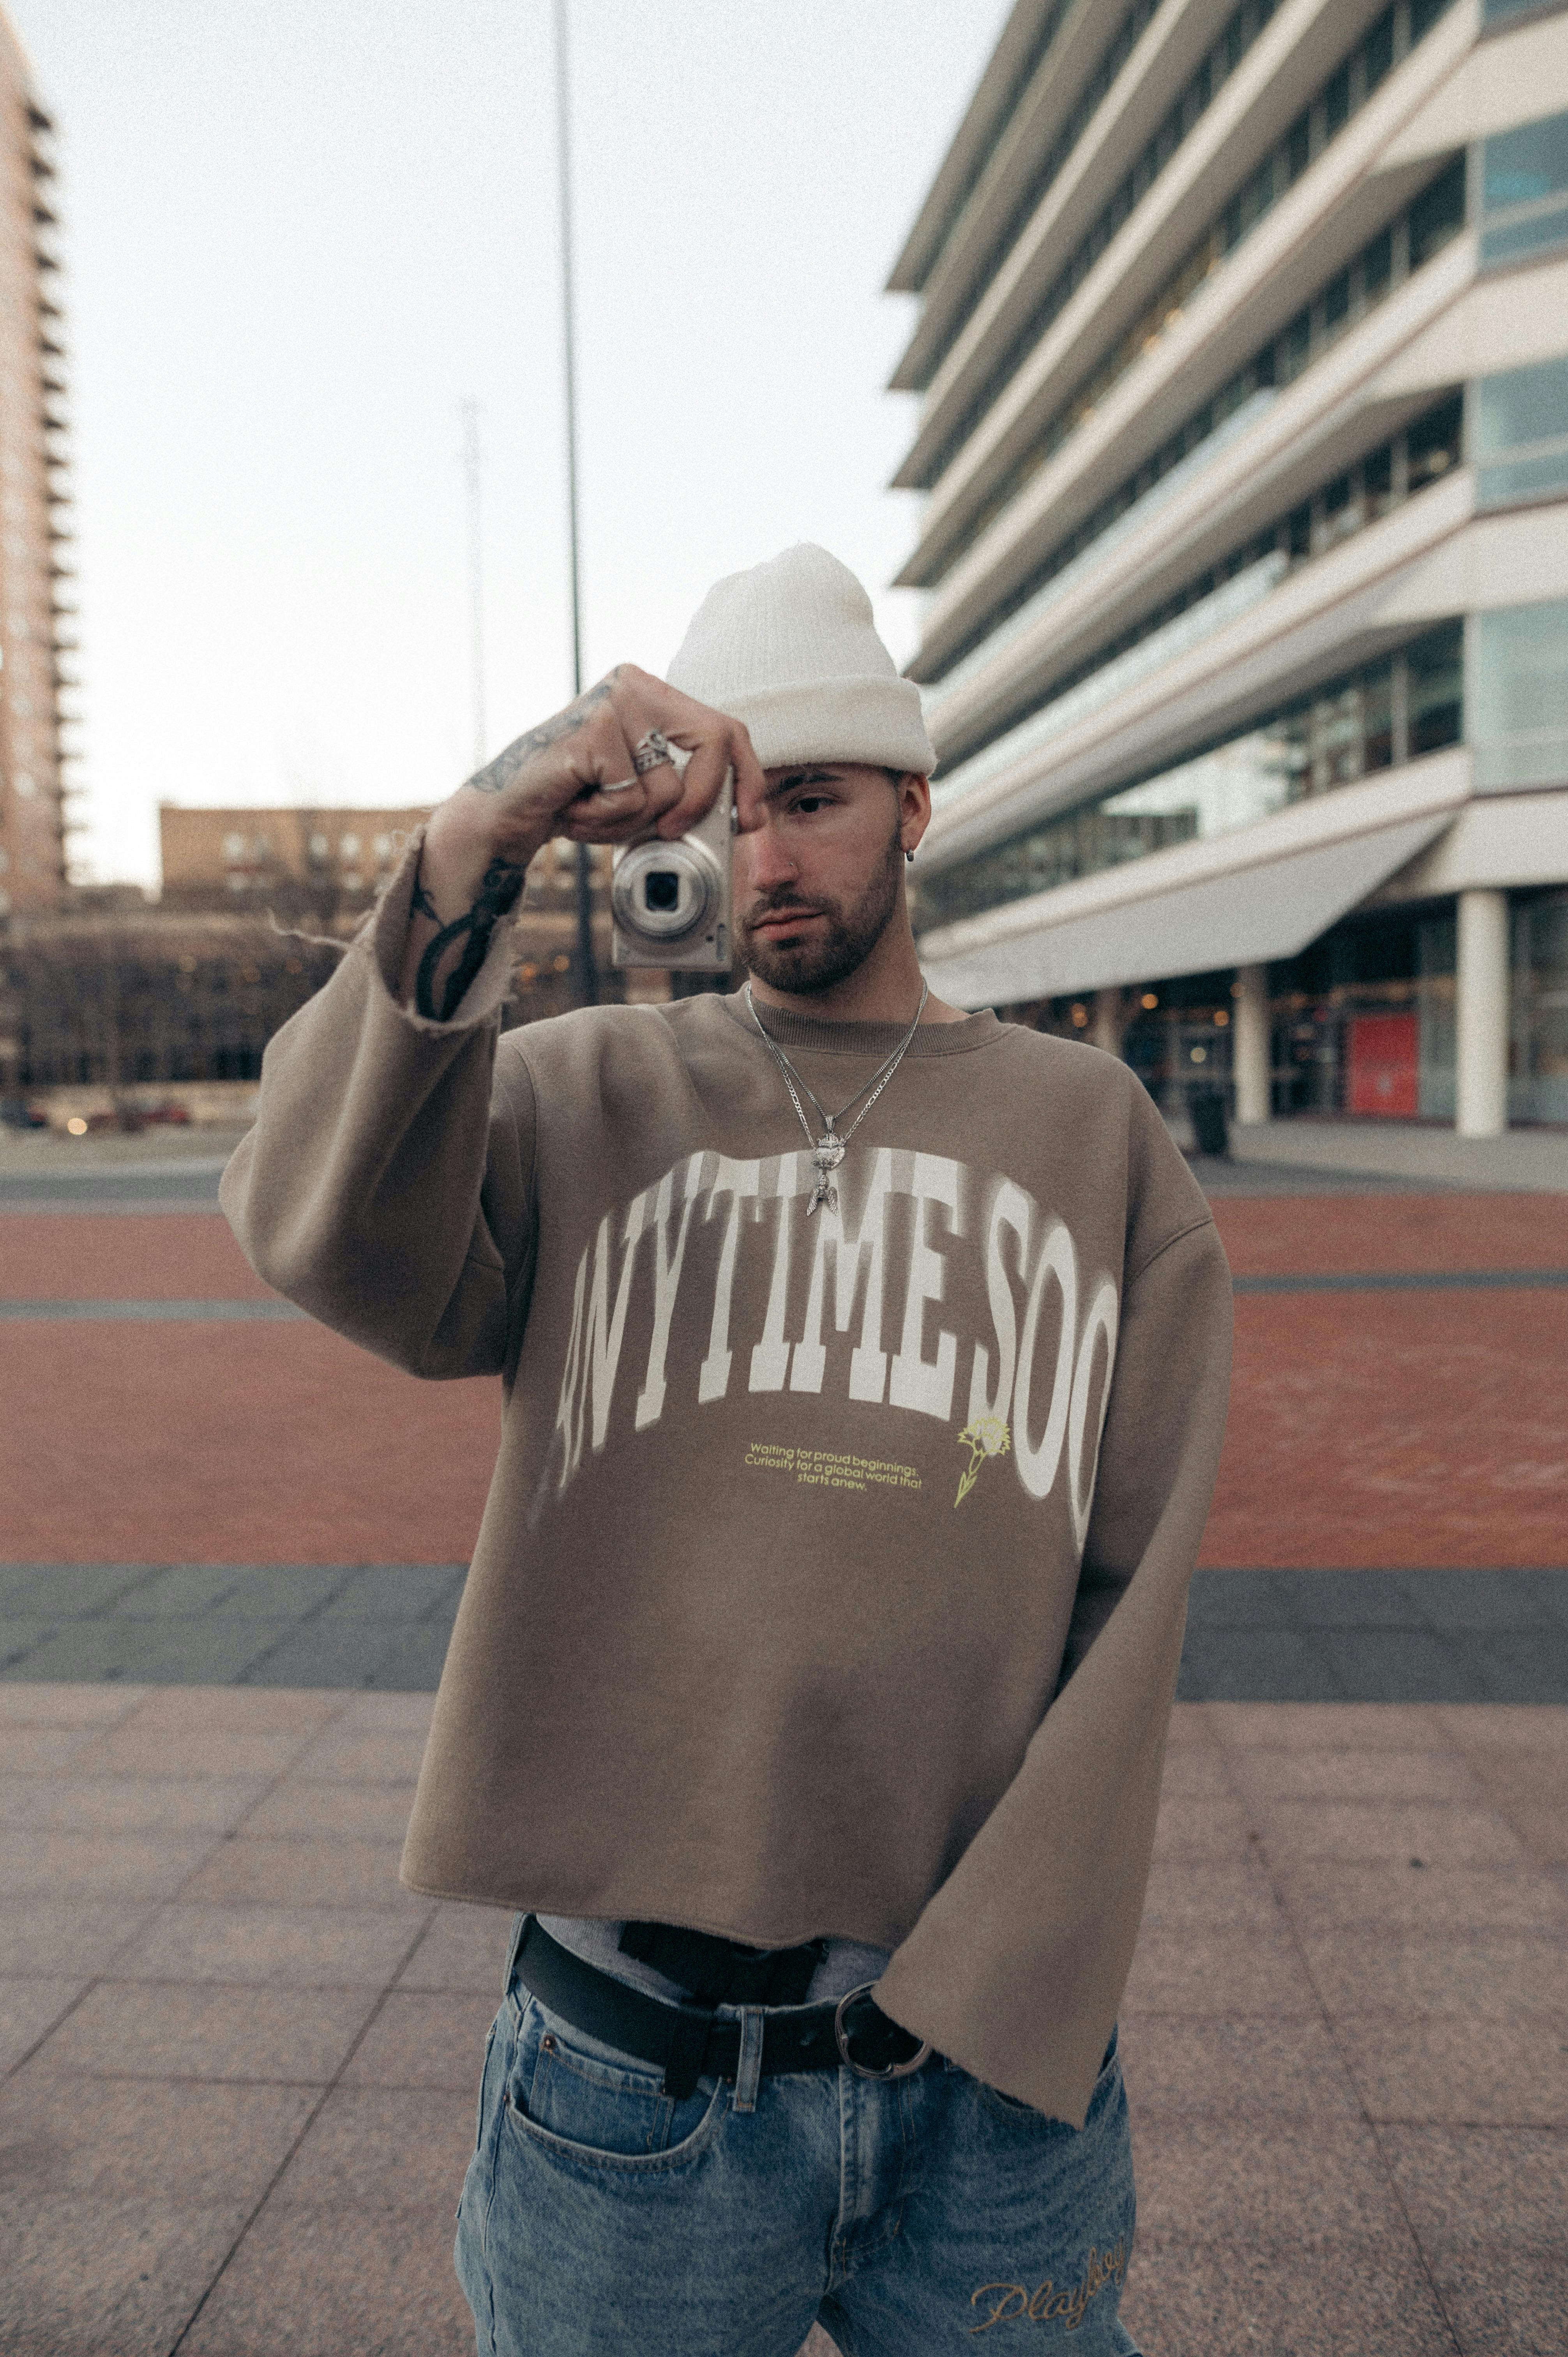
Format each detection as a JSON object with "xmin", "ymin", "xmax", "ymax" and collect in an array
[
  {"xmin": 893, "ymin": 0, "xmax": 1568, "ymax": 1134},
  {"xmin": 0, "ymin": 8, "xmax": 70, "ymax": 919}
]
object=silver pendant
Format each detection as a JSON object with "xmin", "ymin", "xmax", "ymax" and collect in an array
[{"xmin": 807, "ymin": 1131, "xmax": 845, "ymax": 1216}]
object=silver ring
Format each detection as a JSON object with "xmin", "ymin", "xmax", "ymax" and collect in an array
[
  {"xmin": 833, "ymin": 1983, "xmax": 932, "ymax": 2080},
  {"xmin": 632, "ymin": 728, "xmax": 675, "ymax": 775}
]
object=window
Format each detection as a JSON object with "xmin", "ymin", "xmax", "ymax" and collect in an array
[
  {"xmin": 1480, "ymin": 112, "xmax": 1568, "ymax": 269},
  {"xmin": 373, "ymin": 832, "xmax": 393, "ymax": 860},
  {"xmin": 1473, "ymin": 599, "xmax": 1568, "ymax": 790},
  {"xmin": 222, "ymin": 832, "xmax": 245, "ymax": 861},
  {"xmin": 308, "ymin": 832, "xmax": 330, "ymax": 860},
  {"xmin": 340, "ymin": 833, "xmax": 360, "ymax": 857},
  {"xmin": 1473, "ymin": 353, "xmax": 1568, "ymax": 507},
  {"xmin": 1408, "ymin": 155, "xmax": 1466, "ymax": 266},
  {"xmin": 915, "ymin": 630, "xmax": 1464, "ymax": 932}
]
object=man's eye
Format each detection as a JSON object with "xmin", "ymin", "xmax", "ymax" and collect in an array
[{"xmin": 793, "ymin": 794, "xmax": 832, "ymax": 813}]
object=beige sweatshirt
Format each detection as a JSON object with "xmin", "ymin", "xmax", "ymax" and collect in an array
[{"xmin": 221, "ymin": 841, "xmax": 1232, "ymax": 2126}]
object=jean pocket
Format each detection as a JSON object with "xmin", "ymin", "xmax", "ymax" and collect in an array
[{"xmin": 502, "ymin": 1994, "xmax": 727, "ymax": 2173}]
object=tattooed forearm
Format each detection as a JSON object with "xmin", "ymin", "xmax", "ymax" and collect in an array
[
  {"xmin": 461, "ymin": 673, "xmax": 619, "ymax": 797},
  {"xmin": 414, "ymin": 857, "xmax": 528, "ymax": 1022}
]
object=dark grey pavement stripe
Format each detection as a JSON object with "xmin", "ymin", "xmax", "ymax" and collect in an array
[
  {"xmin": 1233, "ymin": 1268, "xmax": 1568, "ymax": 1294},
  {"xmin": 1, "ymin": 1564, "xmax": 1564, "ymax": 1701},
  {"xmin": 0, "ymin": 1297, "xmax": 306, "ymax": 1320},
  {"xmin": 0, "ymin": 1163, "xmax": 230, "ymax": 1209}
]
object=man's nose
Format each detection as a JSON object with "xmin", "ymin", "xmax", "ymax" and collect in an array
[{"xmin": 738, "ymin": 818, "xmax": 800, "ymax": 895}]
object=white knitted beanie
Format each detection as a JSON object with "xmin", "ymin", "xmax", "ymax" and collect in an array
[{"xmin": 665, "ymin": 543, "xmax": 934, "ymax": 775}]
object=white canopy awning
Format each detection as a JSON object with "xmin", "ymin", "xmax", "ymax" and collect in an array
[{"xmin": 919, "ymin": 803, "xmax": 1459, "ymax": 1010}]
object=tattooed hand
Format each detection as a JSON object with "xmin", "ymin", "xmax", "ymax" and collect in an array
[{"xmin": 399, "ymin": 666, "xmax": 766, "ymax": 1013}]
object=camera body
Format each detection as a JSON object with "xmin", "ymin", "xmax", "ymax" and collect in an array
[{"xmin": 609, "ymin": 771, "xmax": 733, "ymax": 973}]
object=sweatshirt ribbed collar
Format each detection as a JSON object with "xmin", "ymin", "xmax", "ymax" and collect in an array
[{"xmin": 715, "ymin": 988, "xmax": 1004, "ymax": 1060}]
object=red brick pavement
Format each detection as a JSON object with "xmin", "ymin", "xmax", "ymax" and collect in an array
[{"xmin": 1, "ymin": 1199, "xmax": 1563, "ymax": 1565}]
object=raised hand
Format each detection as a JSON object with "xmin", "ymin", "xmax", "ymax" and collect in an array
[{"xmin": 399, "ymin": 666, "xmax": 765, "ymax": 1015}]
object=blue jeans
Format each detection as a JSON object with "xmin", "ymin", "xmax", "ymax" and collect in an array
[{"xmin": 456, "ymin": 1929, "xmax": 1140, "ymax": 2355}]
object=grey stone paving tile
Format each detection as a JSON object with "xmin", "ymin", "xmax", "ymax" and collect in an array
[
  {"xmin": 1322, "ymin": 1629, "xmax": 1479, "ymax": 1705},
  {"xmin": 0, "ymin": 1683, "xmax": 150, "ymax": 1725},
  {"xmin": 395, "ymin": 1903, "xmax": 510, "ymax": 1995},
  {"xmin": 1254, "ymin": 1798, "xmax": 1526, "ymax": 1869},
  {"xmin": 69, "ymin": 1723, "xmax": 318, "ymax": 1782},
  {"xmin": 177, "ymin": 2202, "xmax": 477, "ymax": 2357},
  {"xmin": 1474, "ymin": 1629, "xmax": 1568, "ymax": 1705},
  {"xmin": 319, "ymin": 1564, "xmax": 466, "ymax": 1621},
  {"xmin": 0, "ymin": 1975, "xmax": 89, "ymax": 2074},
  {"xmin": 340, "ymin": 1987, "xmax": 498, "ymax": 2092},
  {"xmin": 238, "ymin": 1779, "xmax": 416, "ymax": 1843},
  {"xmin": 237, "ymin": 1619, "xmax": 422, "ymax": 1693},
  {"xmin": 1334, "ymin": 2014, "xmax": 1568, "ymax": 2127},
  {"xmin": 5, "ymin": 1616, "xmax": 297, "ymax": 1687},
  {"xmin": 1299, "ymin": 1929, "xmax": 1568, "ymax": 2022},
  {"xmin": 0, "ymin": 1723, "xmax": 108, "ymax": 1770},
  {"xmin": 37, "ymin": 1979, "xmax": 381, "ymax": 2086},
  {"xmin": 0, "ymin": 2067, "xmax": 317, "ymax": 2203},
  {"xmin": 1273, "ymin": 1859, "xmax": 1568, "ymax": 1937},
  {"xmin": 1178, "ymin": 1627, "xmax": 1342, "ymax": 1702},
  {"xmin": 1402, "ymin": 1569, "xmax": 1563, "ymax": 1629},
  {"xmin": 263, "ymin": 2083, "xmax": 476, "ymax": 2212},
  {"xmin": 361, "ymin": 1619, "xmax": 458, "ymax": 1693},
  {"xmin": 178, "ymin": 1835, "xmax": 419, "ymax": 1911},
  {"xmin": 0, "ymin": 1620, "xmax": 61, "ymax": 1674},
  {"xmin": 0, "ymin": 1898, "xmax": 161, "ymax": 1979},
  {"xmin": 1182, "ymin": 1569, "xmax": 1301, "ymax": 1627},
  {"xmin": 0, "ymin": 1564, "xmax": 156, "ymax": 1618},
  {"xmin": 0, "ymin": 1825, "xmax": 222, "ymax": 1903},
  {"xmin": 1226, "ymin": 1745, "xmax": 1485, "ymax": 1805},
  {"xmin": 1122, "ymin": 2232, "xmax": 1457, "ymax": 2356},
  {"xmin": 1378, "ymin": 2123, "xmax": 1568, "ymax": 2247},
  {"xmin": 1133, "ymin": 2114, "xmax": 1414, "ymax": 2250},
  {"xmin": 1122, "ymin": 1924, "xmax": 1319, "ymax": 2017},
  {"xmin": 112, "ymin": 1901, "xmax": 430, "ymax": 1990},
  {"xmin": 1117, "ymin": 2012, "xmax": 1365, "ymax": 2122},
  {"xmin": 0, "ymin": 1772, "xmax": 271, "ymax": 1835},
  {"xmin": 0, "ymin": 2195, "xmax": 259, "ymax": 2357},
  {"xmin": 1208, "ymin": 1701, "xmax": 1448, "ymax": 1750},
  {"xmin": 111, "ymin": 1564, "xmax": 266, "ymax": 1617},
  {"xmin": 1425, "ymin": 2246, "xmax": 1568, "ymax": 2357},
  {"xmin": 285, "ymin": 1723, "xmax": 431, "ymax": 1785}
]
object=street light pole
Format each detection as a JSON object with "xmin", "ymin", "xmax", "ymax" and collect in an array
[{"xmin": 554, "ymin": 0, "xmax": 598, "ymax": 1007}]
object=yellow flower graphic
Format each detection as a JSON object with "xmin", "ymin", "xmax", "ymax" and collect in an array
[{"xmin": 955, "ymin": 1414, "xmax": 1011, "ymax": 1507}]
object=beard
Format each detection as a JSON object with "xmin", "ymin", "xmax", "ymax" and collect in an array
[{"xmin": 738, "ymin": 815, "xmax": 904, "ymax": 995}]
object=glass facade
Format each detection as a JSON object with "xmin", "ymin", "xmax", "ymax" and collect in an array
[
  {"xmin": 1480, "ymin": 110, "xmax": 1568, "ymax": 268},
  {"xmin": 936, "ymin": 396, "xmax": 1464, "ymax": 772},
  {"xmin": 922, "ymin": 160, "xmax": 1468, "ymax": 673},
  {"xmin": 915, "ymin": 625, "xmax": 1464, "ymax": 935},
  {"xmin": 1472, "ymin": 599, "xmax": 1568, "ymax": 790},
  {"xmin": 1473, "ymin": 353, "xmax": 1568, "ymax": 507},
  {"xmin": 1512, "ymin": 892, "xmax": 1568, "ymax": 1124},
  {"xmin": 914, "ymin": 0, "xmax": 1460, "ymax": 547}
]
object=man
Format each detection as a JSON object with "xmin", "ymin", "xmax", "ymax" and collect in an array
[{"xmin": 223, "ymin": 544, "xmax": 1231, "ymax": 2355}]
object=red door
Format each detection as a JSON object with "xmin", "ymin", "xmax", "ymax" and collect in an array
[{"xmin": 1347, "ymin": 1012, "xmax": 1418, "ymax": 1117}]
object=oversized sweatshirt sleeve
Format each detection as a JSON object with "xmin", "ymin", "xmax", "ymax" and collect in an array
[
  {"xmin": 219, "ymin": 834, "xmax": 536, "ymax": 1380},
  {"xmin": 871, "ymin": 1112, "xmax": 1233, "ymax": 2128}
]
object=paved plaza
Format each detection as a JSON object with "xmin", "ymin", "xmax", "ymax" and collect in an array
[{"xmin": 1, "ymin": 1132, "xmax": 1564, "ymax": 2353}]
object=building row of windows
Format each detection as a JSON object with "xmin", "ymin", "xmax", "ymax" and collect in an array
[
  {"xmin": 936, "ymin": 393, "xmax": 1465, "ymax": 774},
  {"xmin": 910, "ymin": 0, "xmax": 1455, "ymax": 509},
  {"xmin": 909, "ymin": 0, "xmax": 1096, "ymax": 315},
  {"xmin": 1473, "ymin": 351, "xmax": 1568, "ymax": 508},
  {"xmin": 1480, "ymin": 108, "xmax": 1568, "ymax": 267},
  {"xmin": 922, "ymin": 158, "xmax": 1469, "ymax": 688},
  {"xmin": 914, "ymin": 624, "xmax": 1464, "ymax": 935},
  {"xmin": 918, "ymin": 0, "xmax": 1184, "ymax": 391}
]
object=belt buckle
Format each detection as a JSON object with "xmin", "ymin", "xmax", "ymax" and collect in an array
[{"xmin": 833, "ymin": 1982, "xmax": 932, "ymax": 2080}]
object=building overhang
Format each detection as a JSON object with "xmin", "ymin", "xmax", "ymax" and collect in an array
[{"xmin": 916, "ymin": 753, "xmax": 1469, "ymax": 1006}]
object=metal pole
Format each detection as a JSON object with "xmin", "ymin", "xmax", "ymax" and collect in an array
[
  {"xmin": 460, "ymin": 398, "xmax": 487, "ymax": 771},
  {"xmin": 554, "ymin": 0, "xmax": 598, "ymax": 1006}
]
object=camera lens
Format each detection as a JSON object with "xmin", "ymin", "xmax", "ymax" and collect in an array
[{"xmin": 644, "ymin": 871, "xmax": 681, "ymax": 913}]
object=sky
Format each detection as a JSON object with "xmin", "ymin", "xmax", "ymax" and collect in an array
[{"xmin": 9, "ymin": 0, "xmax": 1014, "ymax": 887}]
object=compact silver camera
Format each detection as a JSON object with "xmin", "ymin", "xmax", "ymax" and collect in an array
[{"xmin": 609, "ymin": 769, "xmax": 733, "ymax": 973}]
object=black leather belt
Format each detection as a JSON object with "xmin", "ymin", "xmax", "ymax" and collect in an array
[{"xmin": 510, "ymin": 1915, "xmax": 934, "ymax": 2100}]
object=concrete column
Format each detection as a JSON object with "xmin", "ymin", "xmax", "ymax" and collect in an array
[
  {"xmin": 1455, "ymin": 889, "xmax": 1511, "ymax": 1137},
  {"xmin": 1091, "ymin": 988, "xmax": 1126, "ymax": 1058},
  {"xmin": 1232, "ymin": 965, "xmax": 1271, "ymax": 1126}
]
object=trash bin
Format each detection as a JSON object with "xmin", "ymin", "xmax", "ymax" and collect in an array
[{"xmin": 1187, "ymin": 1083, "xmax": 1229, "ymax": 1158}]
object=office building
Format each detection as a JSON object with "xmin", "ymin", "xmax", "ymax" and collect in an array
[
  {"xmin": 0, "ymin": 11, "xmax": 72, "ymax": 919},
  {"xmin": 892, "ymin": 0, "xmax": 1568, "ymax": 1132}
]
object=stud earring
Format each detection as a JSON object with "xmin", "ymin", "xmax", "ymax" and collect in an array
[{"xmin": 904, "ymin": 847, "xmax": 915, "ymax": 866}]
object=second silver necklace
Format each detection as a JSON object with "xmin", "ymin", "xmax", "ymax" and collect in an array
[{"xmin": 745, "ymin": 980, "xmax": 929, "ymax": 1216}]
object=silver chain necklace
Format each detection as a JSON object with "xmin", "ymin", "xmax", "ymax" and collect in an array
[{"xmin": 745, "ymin": 979, "xmax": 930, "ymax": 1216}]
